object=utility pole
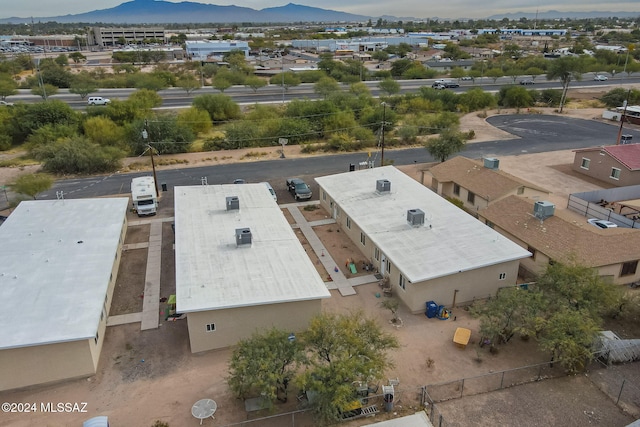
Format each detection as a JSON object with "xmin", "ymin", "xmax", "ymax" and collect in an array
[
  {"xmin": 142, "ymin": 120, "xmax": 159, "ymax": 198},
  {"xmin": 616, "ymin": 90, "xmax": 631, "ymax": 145},
  {"xmin": 380, "ymin": 102, "xmax": 386, "ymax": 167}
]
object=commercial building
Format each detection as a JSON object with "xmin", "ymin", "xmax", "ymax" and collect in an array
[
  {"xmin": 0, "ymin": 198, "xmax": 129, "ymax": 391},
  {"xmin": 315, "ymin": 166, "xmax": 531, "ymax": 313},
  {"xmin": 89, "ymin": 27, "xmax": 166, "ymax": 47},
  {"xmin": 185, "ymin": 40, "xmax": 250, "ymax": 61},
  {"xmin": 174, "ymin": 184, "xmax": 330, "ymax": 353}
]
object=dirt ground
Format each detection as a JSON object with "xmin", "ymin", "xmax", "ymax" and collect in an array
[{"xmin": 1, "ymin": 91, "xmax": 639, "ymax": 427}]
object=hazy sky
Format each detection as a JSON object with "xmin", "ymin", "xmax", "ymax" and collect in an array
[{"xmin": 3, "ymin": 0, "xmax": 639, "ymax": 20}]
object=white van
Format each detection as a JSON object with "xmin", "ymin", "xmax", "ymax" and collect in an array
[{"xmin": 87, "ymin": 96, "xmax": 111, "ymax": 105}]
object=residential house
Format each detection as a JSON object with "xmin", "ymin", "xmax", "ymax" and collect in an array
[
  {"xmin": 572, "ymin": 144, "xmax": 640, "ymax": 187},
  {"xmin": 174, "ymin": 184, "xmax": 330, "ymax": 353},
  {"xmin": 428, "ymin": 156, "xmax": 550, "ymax": 214},
  {"xmin": 315, "ymin": 166, "xmax": 531, "ymax": 313},
  {"xmin": 478, "ymin": 195, "xmax": 640, "ymax": 285},
  {"xmin": 0, "ymin": 198, "xmax": 129, "ymax": 391}
]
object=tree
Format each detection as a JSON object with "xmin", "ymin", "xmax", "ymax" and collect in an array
[
  {"xmin": 11, "ymin": 173, "xmax": 54, "ymax": 199},
  {"xmin": 449, "ymin": 67, "xmax": 466, "ymax": 80},
  {"xmin": 177, "ymin": 107, "xmax": 213, "ymax": 135},
  {"xmin": 297, "ymin": 311, "xmax": 399, "ymax": 425},
  {"xmin": 83, "ymin": 116, "xmax": 127, "ymax": 151},
  {"xmin": 270, "ymin": 72, "xmax": 301, "ymax": 91},
  {"xmin": 546, "ymin": 56, "xmax": 585, "ymax": 113},
  {"xmin": 425, "ymin": 128, "xmax": 467, "ymax": 162},
  {"xmin": 128, "ymin": 89, "xmax": 163, "ymax": 110},
  {"xmin": 378, "ymin": 78, "xmax": 400, "ymax": 96},
  {"xmin": 227, "ymin": 328, "xmax": 304, "ymax": 403},
  {"xmin": 68, "ymin": 52, "xmax": 86, "ymax": 64},
  {"xmin": 314, "ymin": 76, "xmax": 341, "ymax": 99},
  {"xmin": 500, "ymin": 86, "xmax": 534, "ymax": 112},
  {"xmin": 193, "ymin": 94, "xmax": 241, "ymax": 122},
  {"xmin": 0, "ymin": 76, "xmax": 18, "ymax": 100},
  {"xmin": 212, "ymin": 76, "xmax": 232, "ymax": 93},
  {"xmin": 371, "ymin": 50, "xmax": 389, "ymax": 62},
  {"xmin": 485, "ymin": 68, "xmax": 503, "ymax": 83},
  {"xmin": 134, "ymin": 74, "xmax": 168, "ymax": 92},
  {"xmin": 176, "ymin": 74, "xmax": 201, "ymax": 95},
  {"xmin": 244, "ymin": 76, "xmax": 267, "ymax": 93},
  {"xmin": 31, "ymin": 84, "xmax": 59, "ymax": 99},
  {"xmin": 69, "ymin": 73, "xmax": 98, "ymax": 100}
]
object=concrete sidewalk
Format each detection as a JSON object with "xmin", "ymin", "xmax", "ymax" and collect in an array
[{"xmin": 281, "ymin": 202, "xmax": 377, "ymax": 296}]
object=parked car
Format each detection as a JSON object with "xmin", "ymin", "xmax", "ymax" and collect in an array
[
  {"xmin": 286, "ymin": 177, "xmax": 312, "ymax": 200},
  {"xmin": 594, "ymin": 75, "xmax": 608, "ymax": 81},
  {"xmin": 520, "ymin": 79, "xmax": 534, "ymax": 85},
  {"xmin": 87, "ymin": 96, "xmax": 111, "ymax": 105},
  {"xmin": 0, "ymin": 100, "xmax": 14, "ymax": 106},
  {"xmin": 587, "ymin": 218, "xmax": 618, "ymax": 229},
  {"xmin": 233, "ymin": 179, "xmax": 246, "ymax": 184}
]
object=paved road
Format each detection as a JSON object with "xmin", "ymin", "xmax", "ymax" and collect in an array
[{"xmin": 39, "ymin": 114, "xmax": 640, "ymax": 203}]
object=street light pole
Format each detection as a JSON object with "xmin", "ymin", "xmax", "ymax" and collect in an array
[
  {"xmin": 281, "ymin": 53, "xmax": 285, "ymax": 104},
  {"xmin": 142, "ymin": 122, "xmax": 159, "ymax": 198}
]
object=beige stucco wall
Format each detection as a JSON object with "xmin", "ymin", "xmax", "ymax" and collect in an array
[
  {"xmin": 186, "ymin": 299, "xmax": 322, "ymax": 353},
  {"xmin": 572, "ymin": 152, "xmax": 640, "ymax": 187},
  {"xmin": 0, "ymin": 340, "xmax": 95, "ymax": 392},
  {"xmin": 0, "ymin": 215, "xmax": 126, "ymax": 392},
  {"xmin": 392, "ymin": 261, "xmax": 522, "ymax": 314}
]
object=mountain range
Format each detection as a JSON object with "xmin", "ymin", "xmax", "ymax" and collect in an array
[
  {"xmin": 0, "ymin": 0, "xmax": 637, "ymax": 25},
  {"xmin": 0, "ymin": 0, "xmax": 369, "ymax": 25}
]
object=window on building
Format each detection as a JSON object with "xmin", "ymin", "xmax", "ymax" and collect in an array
[
  {"xmin": 322, "ymin": 191, "xmax": 326, "ymax": 201},
  {"xmin": 399, "ymin": 274, "xmax": 406, "ymax": 290},
  {"xmin": 610, "ymin": 168, "xmax": 621, "ymax": 180},
  {"xmin": 486, "ymin": 220, "xmax": 494, "ymax": 229},
  {"xmin": 467, "ymin": 191, "xmax": 475, "ymax": 204},
  {"xmin": 206, "ymin": 323, "xmax": 216, "ymax": 332},
  {"xmin": 387, "ymin": 262, "xmax": 391, "ymax": 274},
  {"xmin": 517, "ymin": 186, "xmax": 525, "ymax": 195},
  {"xmin": 453, "ymin": 183, "xmax": 460, "ymax": 195},
  {"xmin": 346, "ymin": 217, "xmax": 351, "ymax": 229},
  {"xmin": 95, "ymin": 331, "xmax": 99, "ymax": 344},
  {"xmin": 374, "ymin": 247, "xmax": 380, "ymax": 261},
  {"xmin": 360, "ymin": 232, "xmax": 366, "ymax": 246},
  {"xmin": 499, "ymin": 273, "xmax": 506, "ymax": 280},
  {"xmin": 621, "ymin": 260, "xmax": 638, "ymax": 277},
  {"xmin": 581, "ymin": 158, "xmax": 590, "ymax": 170}
]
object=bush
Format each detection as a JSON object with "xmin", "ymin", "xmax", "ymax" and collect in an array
[{"xmin": 31, "ymin": 137, "xmax": 124, "ymax": 174}]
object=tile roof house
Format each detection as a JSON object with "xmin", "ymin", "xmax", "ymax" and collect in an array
[
  {"xmin": 429, "ymin": 156, "xmax": 550, "ymax": 214},
  {"xmin": 572, "ymin": 143, "xmax": 640, "ymax": 187},
  {"xmin": 478, "ymin": 195, "xmax": 640, "ymax": 285}
]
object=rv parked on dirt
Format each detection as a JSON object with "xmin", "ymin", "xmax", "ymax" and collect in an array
[{"xmin": 131, "ymin": 176, "xmax": 158, "ymax": 216}]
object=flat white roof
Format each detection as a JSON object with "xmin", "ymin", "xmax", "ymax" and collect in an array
[
  {"xmin": 174, "ymin": 184, "xmax": 330, "ymax": 313},
  {"xmin": 316, "ymin": 166, "xmax": 531, "ymax": 283},
  {"xmin": 0, "ymin": 198, "xmax": 129, "ymax": 350}
]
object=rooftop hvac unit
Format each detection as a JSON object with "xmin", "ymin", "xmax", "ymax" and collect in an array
[
  {"xmin": 235, "ymin": 228, "xmax": 252, "ymax": 246},
  {"xmin": 533, "ymin": 201, "xmax": 555, "ymax": 220},
  {"xmin": 376, "ymin": 179, "xmax": 391, "ymax": 193},
  {"xmin": 483, "ymin": 157, "xmax": 499, "ymax": 169},
  {"xmin": 226, "ymin": 196, "xmax": 239, "ymax": 211},
  {"xmin": 407, "ymin": 208, "xmax": 425, "ymax": 227}
]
